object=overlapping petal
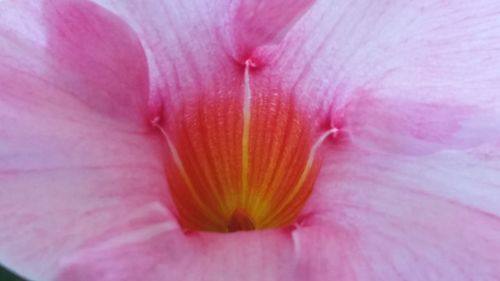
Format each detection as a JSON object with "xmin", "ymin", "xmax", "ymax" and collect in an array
[
  {"xmin": 0, "ymin": 1, "xmax": 174, "ymax": 280},
  {"xmin": 260, "ymin": 0, "xmax": 500, "ymax": 152},
  {"xmin": 91, "ymin": 0, "xmax": 239, "ymax": 115},
  {"xmin": 297, "ymin": 143, "xmax": 500, "ymax": 280}
]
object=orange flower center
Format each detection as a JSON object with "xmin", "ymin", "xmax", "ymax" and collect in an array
[{"xmin": 160, "ymin": 64, "xmax": 330, "ymax": 232}]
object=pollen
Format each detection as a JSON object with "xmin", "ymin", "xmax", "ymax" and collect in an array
[{"xmin": 160, "ymin": 63, "xmax": 326, "ymax": 232}]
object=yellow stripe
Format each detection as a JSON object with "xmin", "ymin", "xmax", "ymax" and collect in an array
[{"xmin": 241, "ymin": 61, "xmax": 252, "ymax": 206}]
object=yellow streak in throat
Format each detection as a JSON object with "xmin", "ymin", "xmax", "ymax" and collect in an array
[{"xmin": 241, "ymin": 61, "xmax": 252, "ymax": 205}]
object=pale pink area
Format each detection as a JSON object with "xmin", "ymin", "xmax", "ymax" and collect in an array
[
  {"xmin": 299, "ymin": 143, "xmax": 500, "ymax": 280},
  {"xmin": 258, "ymin": 0, "xmax": 500, "ymax": 122},
  {"xmin": 55, "ymin": 229, "xmax": 295, "ymax": 281},
  {"xmin": 0, "ymin": 1, "xmax": 175, "ymax": 280}
]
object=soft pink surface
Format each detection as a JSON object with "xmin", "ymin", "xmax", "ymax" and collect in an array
[
  {"xmin": 300, "ymin": 143, "xmax": 500, "ymax": 280},
  {"xmin": 55, "ymin": 229, "xmax": 296, "ymax": 281},
  {"xmin": 1, "ymin": 0, "xmax": 500, "ymax": 280},
  {"xmin": 259, "ymin": 0, "xmax": 500, "ymax": 121},
  {"xmin": 0, "ymin": 1, "xmax": 174, "ymax": 279}
]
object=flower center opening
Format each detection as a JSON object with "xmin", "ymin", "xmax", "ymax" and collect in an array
[{"xmin": 158, "ymin": 64, "xmax": 331, "ymax": 233}]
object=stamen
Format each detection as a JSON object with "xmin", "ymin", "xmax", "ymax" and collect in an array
[
  {"xmin": 260, "ymin": 128, "xmax": 338, "ymax": 227},
  {"xmin": 227, "ymin": 209, "xmax": 255, "ymax": 232}
]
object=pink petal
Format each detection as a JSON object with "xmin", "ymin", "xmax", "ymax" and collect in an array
[
  {"xmin": 258, "ymin": 0, "xmax": 500, "ymax": 149},
  {"xmin": 0, "ymin": 1, "xmax": 173, "ymax": 279},
  {"xmin": 297, "ymin": 144, "xmax": 500, "ymax": 280},
  {"xmin": 55, "ymin": 229, "xmax": 295, "ymax": 281},
  {"xmin": 43, "ymin": 0, "xmax": 153, "ymax": 126}
]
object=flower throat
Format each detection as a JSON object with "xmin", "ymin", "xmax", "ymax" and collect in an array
[{"xmin": 157, "ymin": 62, "xmax": 331, "ymax": 232}]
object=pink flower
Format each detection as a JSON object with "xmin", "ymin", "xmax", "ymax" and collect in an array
[{"xmin": 1, "ymin": 0, "xmax": 500, "ymax": 280}]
